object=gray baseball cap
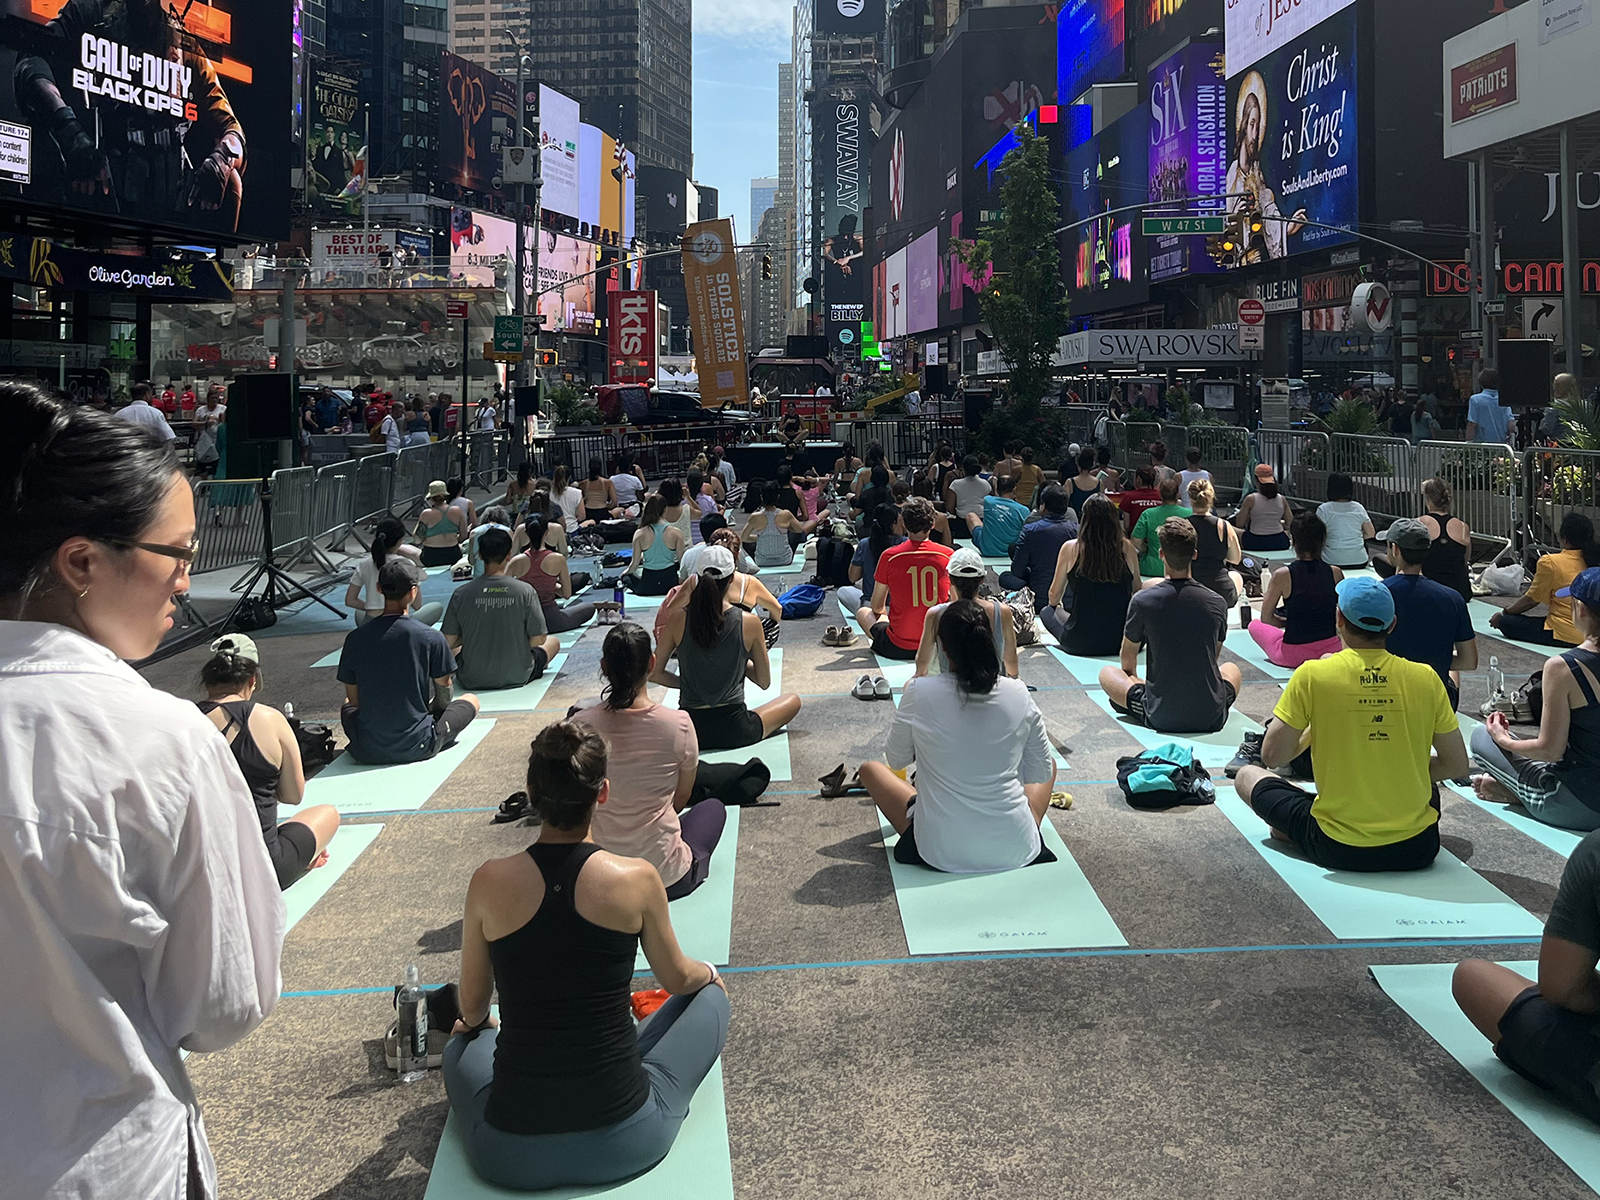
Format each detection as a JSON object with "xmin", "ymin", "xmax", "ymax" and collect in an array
[{"xmin": 1379, "ymin": 518, "xmax": 1431, "ymax": 552}]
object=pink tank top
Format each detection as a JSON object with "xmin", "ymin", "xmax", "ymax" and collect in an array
[{"xmin": 522, "ymin": 550, "xmax": 560, "ymax": 604}]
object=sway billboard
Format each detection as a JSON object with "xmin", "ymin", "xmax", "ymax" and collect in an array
[
  {"xmin": 681, "ymin": 218, "xmax": 747, "ymax": 408},
  {"xmin": 0, "ymin": 0, "xmax": 293, "ymax": 241},
  {"xmin": 819, "ymin": 87, "xmax": 870, "ymax": 349}
]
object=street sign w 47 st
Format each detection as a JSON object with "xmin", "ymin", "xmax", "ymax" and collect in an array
[{"xmin": 1142, "ymin": 216, "xmax": 1227, "ymax": 236}]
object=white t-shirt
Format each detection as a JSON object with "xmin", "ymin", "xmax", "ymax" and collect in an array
[
  {"xmin": 1179, "ymin": 469, "xmax": 1212, "ymax": 493},
  {"xmin": 350, "ymin": 555, "xmax": 383, "ymax": 612},
  {"xmin": 1317, "ymin": 499, "xmax": 1372, "ymax": 567},
  {"xmin": 380, "ymin": 414, "xmax": 401, "ymax": 453},
  {"xmin": 554, "ymin": 485, "xmax": 584, "ymax": 532},
  {"xmin": 948, "ymin": 474, "xmax": 993, "ymax": 519},
  {"xmin": 884, "ymin": 673, "xmax": 1053, "ymax": 873}
]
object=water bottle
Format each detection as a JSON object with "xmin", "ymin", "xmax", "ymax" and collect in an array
[
  {"xmin": 1488, "ymin": 655, "xmax": 1503, "ymax": 701},
  {"xmin": 395, "ymin": 963, "xmax": 429, "ymax": 1083},
  {"xmin": 282, "ymin": 702, "xmax": 295, "ymax": 721},
  {"xmin": 614, "ymin": 580, "xmax": 625, "ymax": 617}
]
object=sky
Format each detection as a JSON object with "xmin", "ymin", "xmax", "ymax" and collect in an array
[{"xmin": 691, "ymin": 0, "xmax": 789, "ymax": 239}]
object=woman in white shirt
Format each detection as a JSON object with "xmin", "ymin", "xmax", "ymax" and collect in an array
[
  {"xmin": 859, "ymin": 600, "xmax": 1057, "ymax": 873},
  {"xmin": 550, "ymin": 463, "xmax": 586, "ymax": 533},
  {"xmin": 0, "ymin": 382, "xmax": 282, "ymax": 1199},
  {"xmin": 1316, "ymin": 471, "xmax": 1376, "ymax": 570},
  {"xmin": 344, "ymin": 517, "xmax": 443, "ymax": 625}
]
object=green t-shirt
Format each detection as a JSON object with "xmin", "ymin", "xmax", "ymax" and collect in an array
[
  {"xmin": 1548, "ymin": 830, "xmax": 1600, "ymax": 951},
  {"xmin": 1131, "ymin": 504, "xmax": 1194, "ymax": 576}
]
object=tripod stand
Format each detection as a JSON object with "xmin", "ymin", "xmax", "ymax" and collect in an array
[{"xmin": 219, "ymin": 479, "xmax": 347, "ymax": 632}]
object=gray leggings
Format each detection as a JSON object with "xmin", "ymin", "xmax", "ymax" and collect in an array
[
  {"xmin": 442, "ymin": 984, "xmax": 729, "ymax": 1190},
  {"xmin": 1470, "ymin": 724, "xmax": 1600, "ymax": 832}
]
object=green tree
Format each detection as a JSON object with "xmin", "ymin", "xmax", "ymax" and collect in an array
[{"xmin": 953, "ymin": 123, "xmax": 1070, "ymax": 421}]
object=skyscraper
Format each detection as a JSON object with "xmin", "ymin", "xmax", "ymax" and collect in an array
[
  {"xmin": 750, "ymin": 177, "xmax": 778, "ymax": 235},
  {"xmin": 327, "ymin": 0, "xmax": 443, "ymax": 187}
]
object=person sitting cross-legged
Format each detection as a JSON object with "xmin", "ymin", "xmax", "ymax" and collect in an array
[
  {"xmin": 967, "ymin": 474, "xmax": 1032, "ymax": 560},
  {"xmin": 1380, "ymin": 517, "xmax": 1478, "ymax": 710},
  {"xmin": 1099, "ymin": 518, "xmax": 1242, "ymax": 734},
  {"xmin": 443, "ymin": 721, "xmax": 730, "ymax": 1191},
  {"xmin": 442, "ymin": 528, "xmax": 560, "ymax": 692},
  {"xmin": 1247, "ymin": 514, "xmax": 1346, "ymax": 668},
  {"xmin": 1232, "ymin": 576, "xmax": 1469, "ymax": 871},
  {"xmin": 999, "ymin": 484, "xmax": 1078, "ymax": 604},
  {"xmin": 339, "ymin": 559, "xmax": 480, "ymax": 763},
  {"xmin": 1130, "ymin": 473, "xmax": 1192, "ymax": 577},
  {"xmin": 1453, "ymin": 827, "xmax": 1600, "ymax": 1126},
  {"xmin": 1471, "ymin": 566, "xmax": 1600, "ymax": 832},
  {"xmin": 856, "ymin": 496, "xmax": 953, "ymax": 661},
  {"xmin": 860, "ymin": 600, "xmax": 1057, "ymax": 873}
]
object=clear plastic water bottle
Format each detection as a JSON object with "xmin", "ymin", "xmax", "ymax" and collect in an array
[
  {"xmin": 396, "ymin": 963, "xmax": 429, "ymax": 1083},
  {"xmin": 1488, "ymin": 655, "xmax": 1503, "ymax": 700},
  {"xmin": 282, "ymin": 702, "xmax": 295, "ymax": 721}
]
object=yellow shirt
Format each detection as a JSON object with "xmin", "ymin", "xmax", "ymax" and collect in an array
[
  {"xmin": 1273, "ymin": 647, "xmax": 1456, "ymax": 847},
  {"xmin": 1014, "ymin": 463, "xmax": 1045, "ymax": 508},
  {"xmin": 1526, "ymin": 548, "xmax": 1588, "ymax": 645}
]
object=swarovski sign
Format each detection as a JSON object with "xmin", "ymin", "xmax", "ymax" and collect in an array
[{"xmin": 1055, "ymin": 329, "xmax": 1243, "ymax": 364}]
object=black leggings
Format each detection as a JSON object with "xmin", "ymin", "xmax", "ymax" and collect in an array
[
  {"xmin": 1496, "ymin": 612, "xmax": 1565, "ymax": 647},
  {"xmin": 628, "ymin": 566, "xmax": 679, "ymax": 595}
]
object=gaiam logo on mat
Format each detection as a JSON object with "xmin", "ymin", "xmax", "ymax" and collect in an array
[
  {"xmin": 837, "ymin": 0, "xmax": 863, "ymax": 15},
  {"xmin": 690, "ymin": 229, "xmax": 725, "ymax": 264}
]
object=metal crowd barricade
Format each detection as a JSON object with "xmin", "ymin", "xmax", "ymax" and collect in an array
[
  {"xmin": 541, "ymin": 427, "xmax": 617, "ymax": 479},
  {"xmin": 1060, "ymin": 405, "xmax": 1098, "ymax": 447},
  {"xmin": 1328, "ymin": 433, "xmax": 1422, "ymax": 524},
  {"xmin": 1521, "ymin": 445, "xmax": 1600, "ymax": 553},
  {"xmin": 1416, "ymin": 440, "xmax": 1519, "ymax": 557},
  {"xmin": 468, "ymin": 429, "xmax": 497, "ymax": 491},
  {"xmin": 312, "ymin": 460, "xmax": 357, "ymax": 557},
  {"xmin": 350, "ymin": 451, "xmax": 397, "ymax": 549},
  {"xmin": 625, "ymin": 424, "xmax": 729, "ymax": 480},
  {"xmin": 267, "ymin": 466, "xmax": 318, "ymax": 567},
  {"xmin": 1255, "ymin": 428, "xmax": 1332, "ymax": 508},
  {"xmin": 1185, "ymin": 426, "xmax": 1252, "ymax": 502},
  {"xmin": 1103, "ymin": 421, "xmax": 1163, "ymax": 476},
  {"xmin": 192, "ymin": 478, "xmax": 265, "ymax": 575},
  {"xmin": 390, "ymin": 444, "xmax": 434, "ymax": 522}
]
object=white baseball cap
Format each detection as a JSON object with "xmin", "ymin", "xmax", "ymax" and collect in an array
[
  {"xmin": 698, "ymin": 545, "xmax": 736, "ymax": 579},
  {"xmin": 948, "ymin": 546, "xmax": 986, "ymax": 578}
]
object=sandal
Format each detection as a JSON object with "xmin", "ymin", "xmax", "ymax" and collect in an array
[
  {"xmin": 492, "ymin": 791, "xmax": 531, "ymax": 824},
  {"xmin": 852, "ymin": 674, "xmax": 876, "ymax": 700},
  {"xmin": 818, "ymin": 764, "xmax": 869, "ymax": 798},
  {"xmin": 1049, "ymin": 791, "xmax": 1073, "ymax": 810},
  {"xmin": 873, "ymin": 676, "xmax": 892, "ymax": 700}
]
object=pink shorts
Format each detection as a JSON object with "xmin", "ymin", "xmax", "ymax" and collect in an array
[{"xmin": 1247, "ymin": 622, "xmax": 1342, "ymax": 668}]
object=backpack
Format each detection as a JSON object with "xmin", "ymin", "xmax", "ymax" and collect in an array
[
  {"xmin": 230, "ymin": 596, "xmax": 277, "ymax": 632},
  {"xmin": 1115, "ymin": 743, "xmax": 1216, "ymax": 810},
  {"xmin": 812, "ymin": 535, "xmax": 856, "ymax": 589},
  {"xmin": 293, "ymin": 720, "xmax": 338, "ymax": 770},
  {"xmin": 1003, "ymin": 588, "xmax": 1038, "ymax": 646},
  {"xmin": 776, "ymin": 583, "xmax": 826, "ymax": 619}
]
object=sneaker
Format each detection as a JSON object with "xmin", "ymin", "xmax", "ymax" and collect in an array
[
  {"xmin": 852, "ymin": 673, "xmax": 876, "ymax": 700},
  {"xmin": 1226, "ymin": 732, "xmax": 1264, "ymax": 778}
]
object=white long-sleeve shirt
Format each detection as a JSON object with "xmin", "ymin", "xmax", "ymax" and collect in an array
[
  {"xmin": 115, "ymin": 400, "xmax": 177, "ymax": 442},
  {"xmin": 0, "ymin": 622, "xmax": 284, "ymax": 1200}
]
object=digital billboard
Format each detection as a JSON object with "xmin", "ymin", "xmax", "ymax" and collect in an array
[
  {"xmin": 538, "ymin": 83, "xmax": 580, "ymax": 219},
  {"xmin": 1225, "ymin": 0, "xmax": 1355, "ymax": 79},
  {"xmin": 447, "ymin": 208, "xmax": 596, "ymax": 335},
  {"xmin": 818, "ymin": 87, "xmax": 871, "ymax": 348},
  {"xmin": 1063, "ymin": 106, "xmax": 1148, "ymax": 312},
  {"xmin": 816, "ymin": 0, "xmax": 885, "ymax": 38},
  {"xmin": 307, "ymin": 60, "xmax": 361, "ymax": 216},
  {"xmin": 535, "ymin": 228, "xmax": 597, "ymax": 335},
  {"xmin": 1058, "ymin": 0, "xmax": 1125, "ymax": 105},
  {"xmin": 438, "ymin": 50, "xmax": 512, "ymax": 195},
  {"xmin": 906, "ymin": 228, "xmax": 938, "ymax": 335},
  {"xmin": 1223, "ymin": 5, "xmax": 1357, "ymax": 263},
  {"xmin": 0, "ymin": 0, "xmax": 293, "ymax": 242},
  {"xmin": 1147, "ymin": 42, "xmax": 1226, "ymax": 282}
]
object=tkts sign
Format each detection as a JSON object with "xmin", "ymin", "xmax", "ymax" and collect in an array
[{"xmin": 608, "ymin": 289, "xmax": 656, "ymax": 383}]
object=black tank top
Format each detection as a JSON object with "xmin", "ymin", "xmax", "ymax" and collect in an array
[
  {"xmin": 1555, "ymin": 648, "xmax": 1600, "ymax": 810},
  {"xmin": 1064, "ymin": 565, "xmax": 1134, "ymax": 656},
  {"xmin": 1283, "ymin": 559, "xmax": 1337, "ymax": 645},
  {"xmin": 1422, "ymin": 513, "xmax": 1472, "ymax": 602},
  {"xmin": 196, "ymin": 700, "xmax": 280, "ymax": 844},
  {"xmin": 484, "ymin": 842, "xmax": 649, "ymax": 1134},
  {"xmin": 1189, "ymin": 514, "xmax": 1231, "ymax": 592}
]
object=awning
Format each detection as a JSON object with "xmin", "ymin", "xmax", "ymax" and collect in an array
[{"xmin": 1053, "ymin": 329, "xmax": 1243, "ymax": 366}]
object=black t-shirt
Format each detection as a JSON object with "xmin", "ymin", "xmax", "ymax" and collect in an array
[
  {"xmin": 337, "ymin": 614, "xmax": 456, "ymax": 763},
  {"xmin": 1547, "ymin": 829, "xmax": 1600, "ymax": 952},
  {"xmin": 1124, "ymin": 578, "xmax": 1231, "ymax": 733}
]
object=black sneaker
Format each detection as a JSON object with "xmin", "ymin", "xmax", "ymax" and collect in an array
[{"xmin": 1226, "ymin": 732, "xmax": 1264, "ymax": 778}]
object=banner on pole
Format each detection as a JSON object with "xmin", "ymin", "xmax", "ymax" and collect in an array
[{"xmin": 680, "ymin": 219, "xmax": 748, "ymax": 408}]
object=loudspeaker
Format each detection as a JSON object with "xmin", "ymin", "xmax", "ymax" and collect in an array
[
  {"xmin": 228, "ymin": 373, "xmax": 296, "ymax": 440},
  {"xmin": 924, "ymin": 364, "xmax": 949, "ymax": 394},
  {"xmin": 1495, "ymin": 340, "xmax": 1555, "ymax": 408},
  {"xmin": 513, "ymin": 383, "xmax": 542, "ymax": 417}
]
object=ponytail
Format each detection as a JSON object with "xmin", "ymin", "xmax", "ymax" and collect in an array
[
  {"xmin": 939, "ymin": 600, "xmax": 999, "ymax": 697},
  {"xmin": 523, "ymin": 511, "xmax": 550, "ymax": 553},
  {"xmin": 600, "ymin": 622, "xmax": 652, "ymax": 710},
  {"xmin": 687, "ymin": 570, "xmax": 732, "ymax": 648},
  {"xmin": 372, "ymin": 517, "xmax": 407, "ymax": 568}
]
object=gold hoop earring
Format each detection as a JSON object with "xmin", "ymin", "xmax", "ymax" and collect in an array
[{"xmin": 78, "ymin": 586, "xmax": 90, "ymax": 599}]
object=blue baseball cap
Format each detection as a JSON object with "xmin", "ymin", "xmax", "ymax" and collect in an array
[
  {"xmin": 1335, "ymin": 575, "xmax": 1396, "ymax": 633},
  {"xmin": 1555, "ymin": 567, "xmax": 1600, "ymax": 607}
]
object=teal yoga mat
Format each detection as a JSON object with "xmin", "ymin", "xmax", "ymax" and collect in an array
[
  {"xmin": 1084, "ymin": 686, "xmax": 1263, "ymax": 760},
  {"xmin": 293, "ymin": 719, "xmax": 496, "ymax": 816},
  {"xmin": 1047, "ymin": 646, "xmax": 1120, "ymax": 687},
  {"xmin": 1372, "ymin": 961, "xmax": 1600, "ymax": 1194},
  {"xmin": 1214, "ymin": 791, "xmax": 1543, "ymax": 939},
  {"xmin": 475, "ymin": 653, "xmax": 568, "ymax": 714},
  {"xmin": 423, "ymin": 1060, "xmax": 733, "ymax": 1200},
  {"xmin": 636, "ymin": 806, "xmax": 740, "ymax": 971},
  {"xmin": 879, "ymin": 812, "xmax": 1126, "ymax": 956},
  {"xmin": 1222, "ymin": 627, "xmax": 1295, "ymax": 681},
  {"xmin": 310, "ymin": 647, "xmax": 341, "ymax": 669},
  {"xmin": 282, "ymin": 822, "xmax": 383, "ymax": 932}
]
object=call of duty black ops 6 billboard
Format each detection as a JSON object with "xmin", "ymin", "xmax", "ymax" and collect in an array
[{"xmin": 0, "ymin": 0, "xmax": 292, "ymax": 243}]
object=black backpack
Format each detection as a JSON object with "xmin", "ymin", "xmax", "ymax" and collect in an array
[
  {"xmin": 812, "ymin": 535, "xmax": 855, "ymax": 589},
  {"xmin": 1115, "ymin": 744, "xmax": 1216, "ymax": 810}
]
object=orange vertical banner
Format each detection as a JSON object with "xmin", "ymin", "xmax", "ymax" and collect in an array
[{"xmin": 680, "ymin": 218, "xmax": 748, "ymax": 410}]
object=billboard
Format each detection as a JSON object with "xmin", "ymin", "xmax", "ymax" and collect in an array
[
  {"xmin": 680, "ymin": 219, "xmax": 747, "ymax": 408},
  {"xmin": 884, "ymin": 245, "xmax": 907, "ymax": 339},
  {"xmin": 1225, "ymin": 0, "xmax": 1355, "ymax": 78},
  {"xmin": 538, "ymin": 83, "xmax": 581, "ymax": 219},
  {"xmin": 307, "ymin": 61, "xmax": 362, "ymax": 216},
  {"xmin": 819, "ymin": 88, "xmax": 870, "ymax": 348},
  {"xmin": 578, "ymin": 123, "xmax": 637, "ymax": 243},
  {"xmin": 535, "ymin": 229, "xmax": 597, "ymax": 335},
  {"xmin": 447, "ymin": 208, "xmax": 597, "ymax": 334},
  {"xmin": 817, "ymin": 0, "xmax": 885, "ymax": 36},
  {"xmin": 311, "ymin": 229, "xmax": 395, "ymax": 274},
  {"xmin": 1147, "ymin": 42, "xmax": 1226, "ymax": 282},
  {"xmin": 1064, "ymin": 106, "xmax": 1149, "ymax": 312},
  {"xmin": 906, "ymin": 228, "xmax": 938, "ymax": 335},
  {"xmin": 609, "ymin": 289, "xmax": 656, "ymax": 382},
  {"xmin": 0, "ymin": 0, "xmax": 292, "ymax": 242},
  {"xmin": 439, "ymin": 51, "xmax": 513, "ymax": 195},
  {"xmin": 1058, "ymin": 0, "xmax": 1125, "ymax": 104},
  {"xmin": 0, "ymin": 234, "xmax": 232, "ymax": 299},
  {"xmin": 1223, "ymin": 5, "xmax": 1357, "ymax": 263}
]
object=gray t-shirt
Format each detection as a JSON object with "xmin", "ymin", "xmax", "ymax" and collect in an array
[
  {"xmin": 1123, "ymin": 578, "xmax": 1231, "ymax": 733},
  {"xmin": 441, "ymin": 575, "xmax": 547, "ymax": 690},
  {"xmin": 1547, "ymin": 830, "xmax": 1600, "ymax": 952},
  {"xmin": 948, "ymin": 475, "xmax": 993, "ymax": 519}
]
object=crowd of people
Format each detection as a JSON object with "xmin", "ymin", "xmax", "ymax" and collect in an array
[{"xmin": 14, "ymin": 371, "xmax": 1600, "ymax": 1197}]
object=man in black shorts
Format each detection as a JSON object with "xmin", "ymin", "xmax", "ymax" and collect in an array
[
  {"xmin": 1454, "ymin": 827, "xmax": 1600, "ymax": 1124},
  {"xmin": 339, "ymin": 559, "xmax": 480, "ymax": 763},
  {"xmin": 1099, "ymin": 518, "xmax": 1242, "ymax": 734}
]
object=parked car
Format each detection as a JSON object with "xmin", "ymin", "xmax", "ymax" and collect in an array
[
  {"xmin": 597, "ymin": 385, "xmax": 753, "ymax": 427},
  {"xmin": 356, "ymin": 334, "xmax": 459, "ymax": 377}
]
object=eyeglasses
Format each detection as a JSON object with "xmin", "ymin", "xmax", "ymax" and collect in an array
[{"xmin": 117, "ymin": 537, "xmax": 201, "ymax": 571}]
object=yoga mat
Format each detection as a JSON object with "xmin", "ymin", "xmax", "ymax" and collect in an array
[
  {"xmin": 1449, "ymin": 712, "xmax": 1584, "ymax": 858},
  {"xmin": 424, "ymin": 1061, "xmax": 733, "ymax": 1200},
  {"xmin": 1047, "ymin": 646, "xmax": 1120, "ymax": 687},
  {"xmin": 834, "ymin": 597, "xmax": 930, "ymax": 691},
  {"xmin": 1469, "ymin": 600, "xmax": 1531, "ymax": 648},
  {"xmin": 474, "ymin": 654, "xmax": 568, "ymax": 714},
  {"xmin": 1083, "ymin": 686, "xmax": 1262, "ymax": 759},
  {"xmin": 282, "ymin": 822, "xmax": 383, "ymax": 932},
  {"xmin": 1372, "ymin": 960, "xmax": 1600, "ymax": 1195},
  {"xmin": 1222, "ymin": 627, "xmax": 1296, "ymax": 681},
  {"xmin": 556, "ymin": 616, "xmax": 596, "ymax": 648},
  {"xmin": 1214, "ymin": 791, "xmax": 1542, "ymax": 940},
  {"xmin": 879, "ymin": 813, "xmax": 1126, "ymax": 956},
  {"xmin": 637, "ymin": 807, "xmax": 740, "ymax": 971},
  {"xmin": 310, "ymin": 647, "xmax": 340, "ymax": 669},
  {"xmin": 616, "ymin": 590, "xmax": 669, "ymax": 611},
  {"xmin": 293, "ymin": 719, "xmax": 495, "ymax": 816}
]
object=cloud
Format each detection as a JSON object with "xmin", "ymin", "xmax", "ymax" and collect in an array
[{"xmin": 693, "ymin": 0, "xmax": 791, "ymax": 49}]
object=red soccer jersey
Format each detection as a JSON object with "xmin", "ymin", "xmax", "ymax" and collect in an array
[{"xmin": 876, "ymin": 537, "xmax": 953, "ymax": 651}]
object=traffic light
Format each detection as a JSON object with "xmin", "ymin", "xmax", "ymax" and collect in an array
[
  {"xmin": 761, "ymin": 254, "xmax": 772, "ymax": 280},
  {"xmin": 535, "ymin": 349, "xmax": 558, "ymax": 367}
]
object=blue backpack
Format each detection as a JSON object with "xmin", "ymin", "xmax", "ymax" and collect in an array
[{"xmin": 776, "ymin": 583, "xmax": 826, "ymax": 619}]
